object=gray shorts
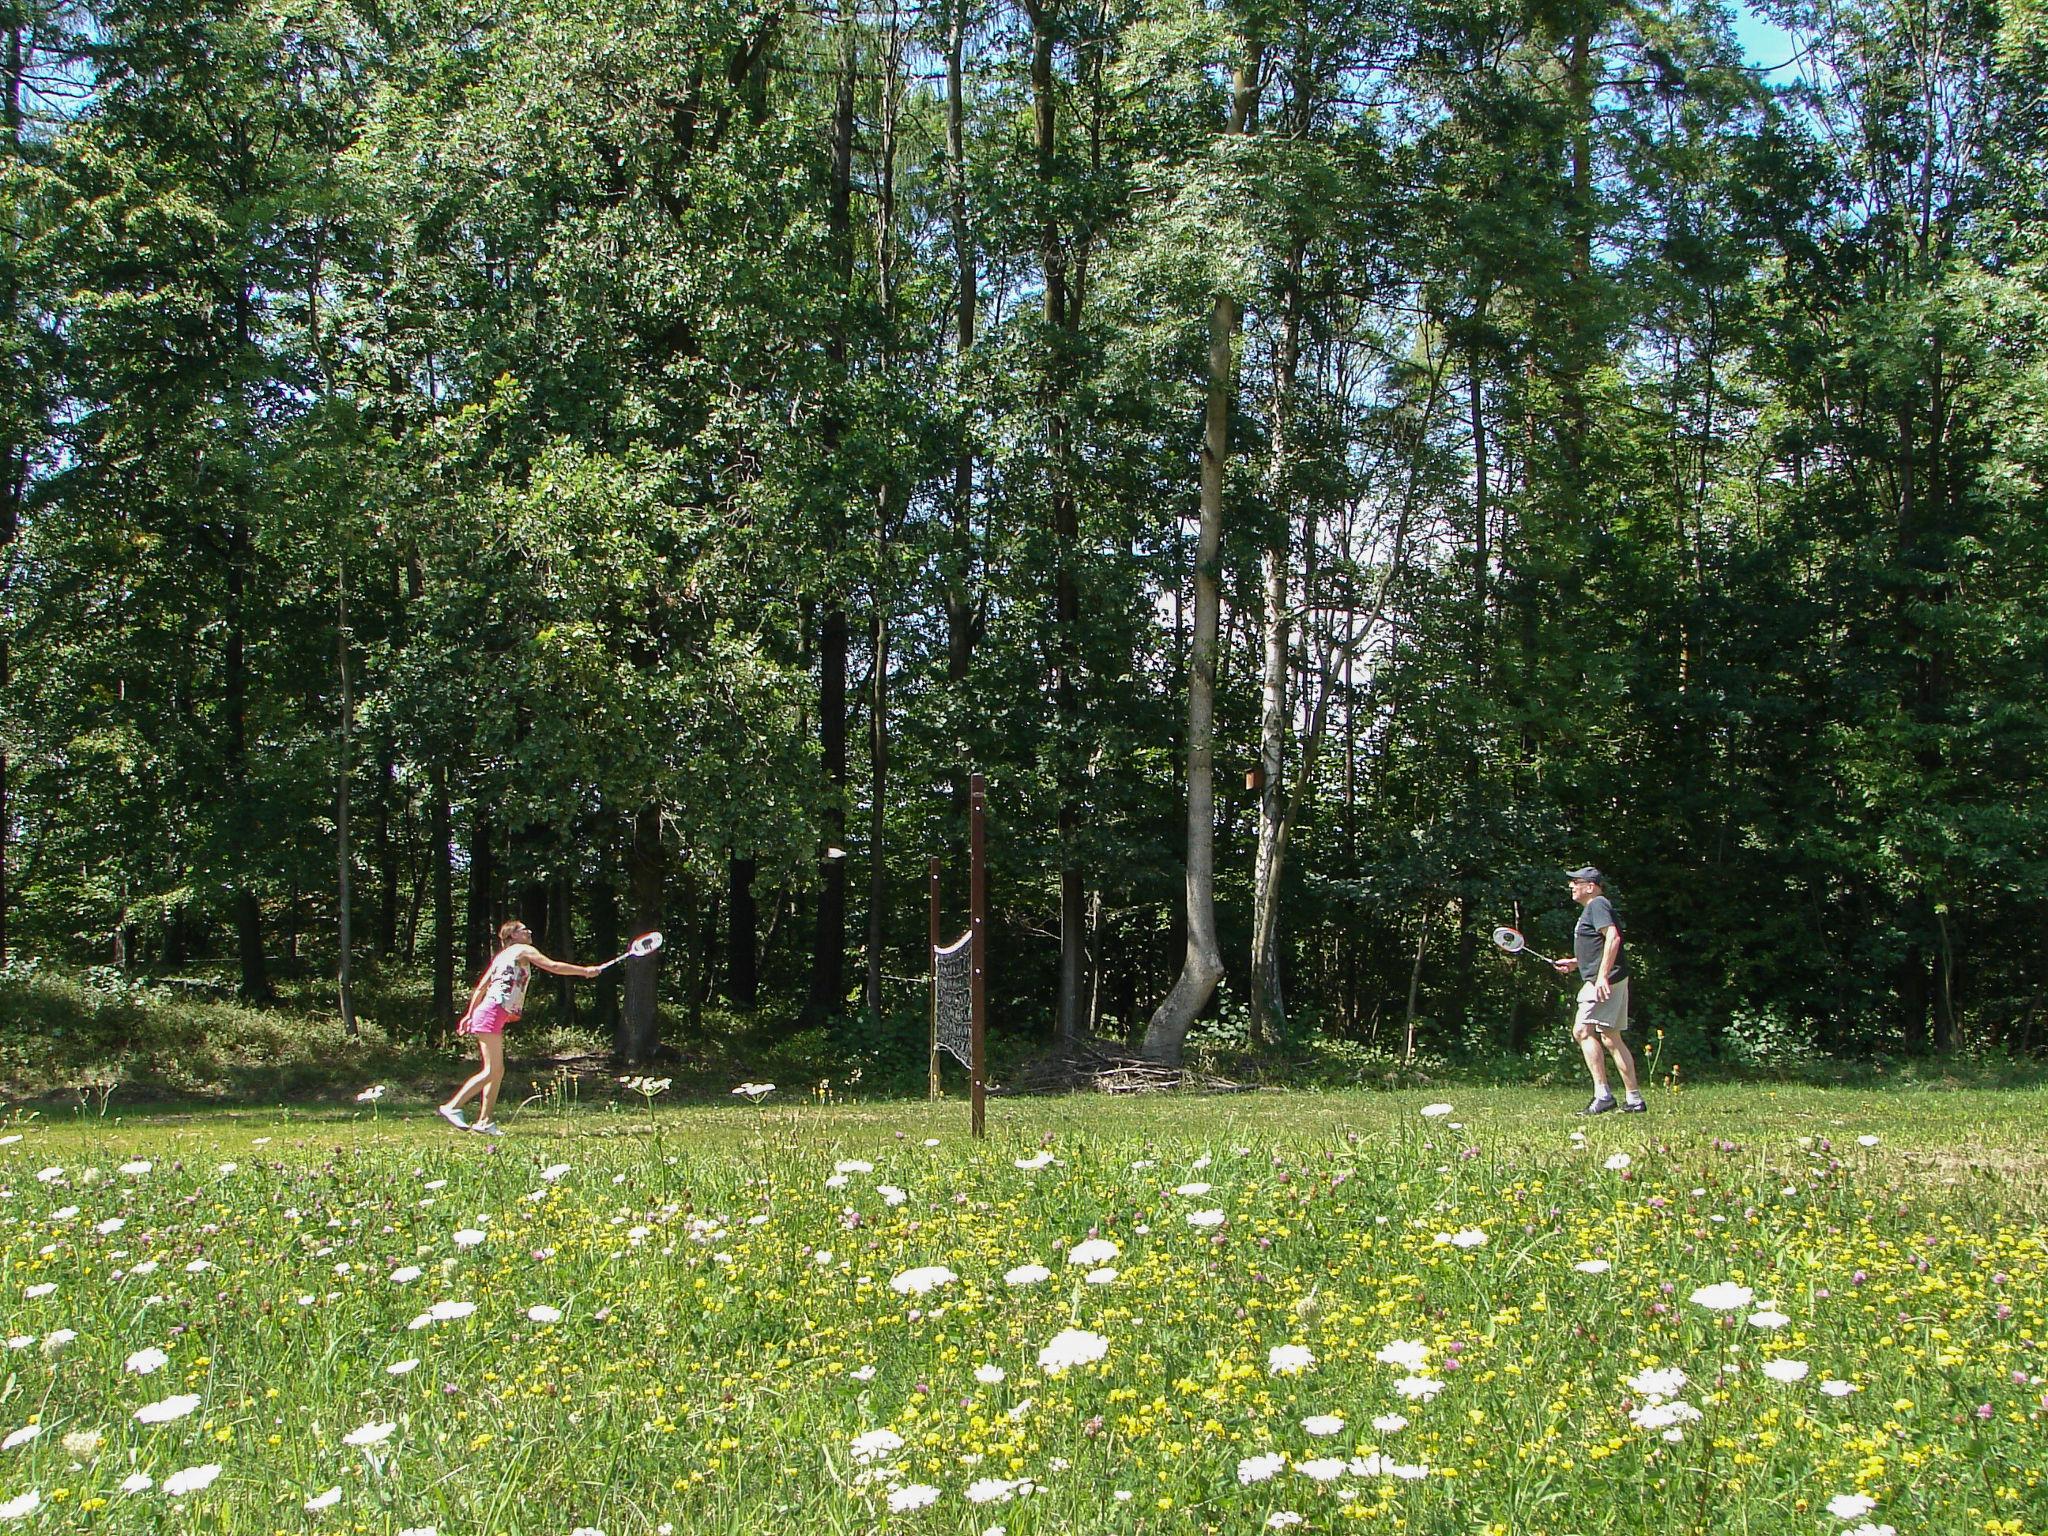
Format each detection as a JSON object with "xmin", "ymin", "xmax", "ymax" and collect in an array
[{"xmin": 1574, "ymin": 977, "xmax": 1630, "ymax": 1034}]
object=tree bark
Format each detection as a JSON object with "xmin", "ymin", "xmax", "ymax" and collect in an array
[
  {"xmin": 1142, "ymin": 41, "xmax": 1263, "ymax": 1067},
  {"xmin": 617, "ymin": 804, "xmax": 665, "ymax": 1063},
  {"xmin": 466, "ymin": 807, "xmax": 495, "ymax": 975},
  {"xmin": 336, "ymin": 561, "xmax": 356, "ymax": 1037},
  {"xmin": 944, "ymin": 0, "xmax": 976, "ymax": 691},
  {"xmin": 431, "ymin": 763, "xmax": 454, "ymax": 1033},
  {"xmin": 726, "ymin": 856, "xmax": 758, "ymax": 1009},
  {"xmin": 225, "ymin": 515, "xmax": 271, "ymax": 1003}
]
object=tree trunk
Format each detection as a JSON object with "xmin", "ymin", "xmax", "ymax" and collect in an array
[
  {"xmin": 225, "ymin": 517, "xmax": 271, "ymax": 1003},
  {"xmin": 1142, "ymin": 41, "xmax": 1263, "ymax": 1067},
  {"xmin": 727, "ymin": 856, "xmax": 758, "ymax": 1009},
  {"xmin": 591, "ymin": 827, "xmax": 622, "ymax": 1035},
  {"xmin": 864, "ymin": 604, "xmax": 889, "ymax": 1016},
  {"xmin": 944, "ymin": 0, "xmax": 976, "ymax": 691},
  {"xmin": 617, "ymin": 804, "xmax": 665, "ymax": 1064},
  {"xmin": 466, "ymin": 807, "xmax": 495, "ymax": 974},
  {"xmin": 374, "ymin": 733, "xmax": 399, "ymax": 958},
  {"xmin": 431, "ymin": 764, "xmax": 454, "ymax": 1033},
  {"xmin": 336, "ymin": 563, "xmax": 356, "ymax": 1038}
]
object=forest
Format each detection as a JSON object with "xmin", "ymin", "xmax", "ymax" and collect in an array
[{"xmin": 0, "ymin": 0, "xmax": 2043, "ymax": 1075}]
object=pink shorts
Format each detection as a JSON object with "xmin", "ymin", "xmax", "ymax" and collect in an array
[{"xmin": 459, "ymin": 1003, "xmax": 517, "ymax": 1037}]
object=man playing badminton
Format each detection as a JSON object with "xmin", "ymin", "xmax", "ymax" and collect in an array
[
  {"xmin": 1556, "ymin": 868, "xmax": 1645, "ymax": 1114},
  {"xmin": 439, "ymin": 920, "xmax": 601, "ymax": 1137}
]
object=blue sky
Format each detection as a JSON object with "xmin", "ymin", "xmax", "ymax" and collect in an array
[{"xmin": 1730, "ymin": 2, "xmax": 1807, "ymax": 77}]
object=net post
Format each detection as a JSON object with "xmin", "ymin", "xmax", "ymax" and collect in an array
[
  {"xmin": 928, "ymin": 857, "xmax": 942, "ymax": 1102},
  {"xmin": 970, "ymin": 774, "xmax": 987, "ymax": 1141}
]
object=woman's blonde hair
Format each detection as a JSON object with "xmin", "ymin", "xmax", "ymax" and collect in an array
[{"xmin": 497, "ymin": 919, "xmax": 527, "ymax": 947}]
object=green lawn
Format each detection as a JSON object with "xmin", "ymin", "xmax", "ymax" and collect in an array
[{"xmin": 4, "ymin": 1086, "xmax": 2045, "ymax": 1534}]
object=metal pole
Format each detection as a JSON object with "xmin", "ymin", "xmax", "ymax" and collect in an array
[
  {"xmin": 970, "ymin": 774, "xmax": 987, "ymax": 1140},
  {"xmin": 929, "ymin": 856, "xmax": 942, "ymax": 1102}
]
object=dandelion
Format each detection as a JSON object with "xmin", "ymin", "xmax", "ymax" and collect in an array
[
  {"xmin": 889, "ymin": 1485, "xmax": 941, "ymax": 1512},
  {"xmin": 849, "ymin": 1428, "xmax": 904, "ymax": 1464},
  {"xmin": 1036, "ymin": 1329, "xmax": 1108, "ymax": 1375},
  {"xmin": 1302, "ymin": 1414, "xmax": 1344, "ymax": 1436},
  {"xmin": 1236, "ymin": 1452, "xmax": 1285, "ymax": 1485},
  {"xmin": 889, "ymin": 1265, "xmax": 957, "ymax": 1296},
  {"xmin": 1003, "ymin": 1264, "xmax": 1051, "ymax": 1287},
  {"xmin": 1689, "ymin": 1281, "xmax": 1754, "ymax": 1311},
  {"xmin": 1826, "ymin": 1494, "xmax": 1876, "ymax": 1520},
  {"xmin": 1376, "ymin": 1340, "xmax": 1429, "ymax": 1369},
  {"xmin": 163, "ymin": 1463, "xmax": 222, "ymax": 1497},
  {"xmin": 1268, "ymin": 1343, "xmax": 1315, "ymax": 1375},
  {"xmin": 135, "ymin": 1393, "xmax": 202, "ymax": 1425},
  {"xmin": 1066, "ymin": 1238, "xmax": 1118, "ymax": 1267},
  {"xmin": 125, "ymin": 1346, "xmax": 169, "ymax": 1374},
  {"xmin": 1760, "ymin": 1359, "xmax": 1809, "ymax": 1383},
  {"xmin": 305, "ymin": 1488, "xmax": 343, "ymax": 1512}
]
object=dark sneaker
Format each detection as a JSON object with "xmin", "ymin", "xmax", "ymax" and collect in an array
[
  {"xmin": 1583, "ymin": 1095, "xmax": 1617, "ymax": 1115},
  {"xmin": 1621, "ymin": 1098, "xmax": 1648, "ymax": 1113}
]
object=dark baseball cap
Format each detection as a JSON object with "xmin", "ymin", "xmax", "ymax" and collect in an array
[{"xmin": 1564, "ymin": 866, "xmax": 1604, "ymax": 882}]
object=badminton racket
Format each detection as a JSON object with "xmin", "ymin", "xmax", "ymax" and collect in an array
[
  {"xmin": 594, "ymin": 931, "xmax": 665, "ymax": 973},
  {"xmin": 1491, "ymin": 925, "xmax": 1569, "ymax": 969}
]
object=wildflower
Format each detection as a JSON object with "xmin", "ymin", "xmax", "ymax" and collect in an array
[
  {"xmin": 1067, "ymin": 1238, "xmax": 1118, "ymax": 1267},
  {"xmin": 876, "ymin": 1184, "xmax": 908, "ymax": 1207},
  {"xmin": 1439, "ymin": 1228, "xmax": 1487, "ymax": 1249},
  {"xmin": 732, "ymin": 1082, "xmax": 776, "ymax": 1102},
  {"xmin": 849, "ymin": 1428, "xmax": 904, "ymax": 1464},
  {"xmin": 22, "ymin": 1285, "xmax": 53, "ymax": 1300},
  {"xmin": 1857, "ymin": 1135, "xmax": 1879, "ymax": 1147},
  {"xmin": 1394, "ymin": 1376, "xmax": 1444, "ymax": 1401},
  {"xmin": 1267, "ymin": 1513, "xmax": 1304, "ymax": 1530},
  {"xmin": 344, "ymin": 1422, "xmax": 396, "ymax": 1447},
  {"xmin": 965, "ymin": 1478, "xmax": 1026, "ymax": 1505},
  {"xmin": 119, "ymin": 1474, "xmax": 152, "ymax": 1494},
  {"xmin": 452, "ymin": 1229, "xmax": 486, "ymax": 1249},
  {"xmin": 1084, "ymin": 1267, "xmax": 1117, "ymax": 1285},
  {"xmin": 390, "ymin": 1267, "xmax": 422, "ymax": 1285},
  {"xmin": 1761, "ymin": 1359, "xmax": 1809, "ymax": 1383},
  {"xmin": 135, "ymin": 1393, "xmax": 202, "ymax": 1425},
  {"xmin": 889, "ymin": 1486, "xmax": 941, "ymax": 1512},
  {"xmin": 1173, "ymin": 1182, "xmax": 1211, "ymax": 1197},
  {"xmin": 1826, "ymin": 1494, "xmax": 1876, "ymax": 1520},
  {"xmin": 1629, "ymin": 1401, "xmax": 1702, "ymax": 1431},
  {"xmin": 527, "ymin": 1305, "xmax": 563, "ymax": 1324},
  {"xmin": 1376, "ymin": 1339, "xmax": 1429, "ymax": 1369},
  {"xmin": 0, "ymin": 1428, "xmax": 37, "ymax": 1452},
  {"xmin": 125, "ymin": 1346, "xmax": 169, "ymax": 1374},
  {"xmin": 398, "ymin": 1527, "xmax": 439, "ymax": 1536},
  {"xmin": 850, "ymin": 1365, "xmax": 876, "ymax": 1381},
  {"xmin": 1370, "ymin": 1414, "xmax": 1408, "ymax": 1433},
  {"xmin": 355, "ymin": 1085, "xmax": 386, "ymax": 1103},
  {"xmin": 1186, "ymin": 1209, "xmax": 1226, "ymax": 1229},
  {"xmin": 0, "ymin": 1491, "xmax": 38, "ymax": 1521},
  {"xmin": 1819, "ymin": 1379, "xmax": 1860, "ymax": 1397},
  {"xmin": 1003, "ymin": 1264, "xmax": 1051, "ymax": 1286},
  {"xmin": 96, "ymin": 1217, "xmax": 125, "ymax": 1235},
  {"xmin": 1604, "ymin": 1153, "xmax": 1631, "ymax": 1171},
  {"xmin": 163, "ymin": 1463, "xmax": 222, "ymax": 1497},
  {"xmin": 305, "ymin": 1488, "xmax": 342, "ymax": 1512},
  {"xmin": 119, "ymin": 1160, "xmax": 152, "ymax": 1175},
  {"xmin": 1689, "ymin": 1282, "xmax": 1754, "ymax": 1311},
  {"xmin": 1843, "ymin": 1527, "xmax": 1895, "ymax": 1536},
  {"xmin": 1013, "ymin": 1152, "xmax": 1054, "ymax": 1170},
  {"xmin": 1268, "ymin": 1344, "xmax": 1315, "ymax": 1375},
  {"xmin": 1302, "ymin": 1414, "xmax": 1344, "ymax": 1436},
  {"xmin": 1420, "ymin": 1103, "xmax": 1453, "ymax": 1118},
  {"xmin": 33, "ymin": 1169, "xmax": 61, "ymax": 1184},
  {"xmin": 61, "ymin": 1431, "xmax": 100, "ymax": 1461},
  {"xmin": 835, "ymin": 1160, "xmax": 874, "ymax": 1175},
  {"xmin": 1036, "ymin": 1329, "xmax": 1108, "ymax": 1375},
  {"xmin": 975, "ymin": 1364, "xmax": 1006, "ymax": 1384},
  {"xmin": 428, "ymin": 1300, "xmax": 475, "ymax": 1322},
  {"xmin": 1627, "ymin": 1367, "xmax": 1687, "ymax": 1398},
  {"xmin": 889, "ymin": 1265, "xmax": 957, "ymax": 1296},
  {"xmin": 540, "ymin": 1164, "xmax": 572, "ymax": 1182},
  {"xmin": 387, "ymin": 1359, "xmax": 418, "ymax": 1375},
  {"xmin": 1236, "ymin": 1453, "xmax": 1285, "ymax": 1485},
  {"xmin": 1574, "ymin": 1259, "xmax": 1612, "ymax": 1274}
]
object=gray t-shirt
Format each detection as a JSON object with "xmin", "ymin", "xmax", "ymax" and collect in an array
[{"xmin": 1574, "ymin": 895, "xmax": 1627, "ymax": 982}]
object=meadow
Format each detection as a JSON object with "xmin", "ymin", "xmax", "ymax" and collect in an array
[{"xmin": 3, "ymin": 1084, "xmax": 2045, "ymax": 1535}]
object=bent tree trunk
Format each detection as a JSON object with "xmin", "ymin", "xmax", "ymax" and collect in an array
[{"xmin": 1143, "ymin": 43, "xmax": 1263, "ymax": 1066}]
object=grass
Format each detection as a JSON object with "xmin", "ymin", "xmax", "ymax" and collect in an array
[{"xmin": 3, "ymin": 1084, "xmax": 2046, "ymax": 1534}]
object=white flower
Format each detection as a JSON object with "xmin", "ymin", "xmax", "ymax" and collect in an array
[
  {"xmin": 1296, "ymin": 1457, "xmax": 1347, "ymax": 1482},
  {"xmin": 452, "ymin": 1229, "xmax": 486, "ymax": 1249},
  {"xmin": 1689, "ymin": 1282, "xmax": 1754, "ymax": 1311},
  {"xmin": 1173, "ymin": 1182, "xmax": 1212, "ymax": 1197},
  {"xmin": 390, "ymin": 1266, "xmax": 422, "ymax": 1285},
  {"xmin": 1192, "ymin": 1154, "xmax": 1212, "ymax": 1169},
  {"xmin": 135, "ymin": 1393, "xmax": 202, "ymax": 1424},
  {"xmin": 427, "ymin": 1300, "xmax": 475, "ymax": 1322},
  {"xmin": 1627, "ymin": 1367, "xmax": 1687, "ymax": 1398},
  {"xmin": 33, "ymin": 1168, "xmax": 62, "ymax": 1184},
  {"xmin": 1420, "ymin": 1102, "xmax": 1454, "ymax": 1118},
  {"xmin": 966, "ymin": 1478, "xmax": 1025, "ymax": 1505},
  {"xmin": 1748, "ymin": 1310, "xmax": 1790, "ymax": 1330},
  {"xmin": 1629, "ymin": 1401, "xmax": 1702, "ymax": 1431},
  {"xmin": 22, "ymin": 1285, "xmax": 53, "ymax": 1300},
  {"xmin": 387, "ymin": 1359, "xmax": 419, "ymax": 1375},
  {"xmin": 1013, "ymin": 1152, "xmax": 1054, "ymax": 1170},
  {"xmin": 1267, "ymin": 1344, "xmax": 1315, "ymax": 1376},
  {"xmin": 814, "ymin": 1250, "xmax": 834, "ymax": 1267},
  {"xmin": 1857, "ymin": 1135, "xmax": 1880, "ymax": 1147},
  {"xmin": 823, "ymin": 1175, "xmax": 848, "ymax": 1189},
  {"xmin": 1370, "ymin": 1413, "xmax": 1408, "ymax": 1434},
  {"xmin": 1376, "ymin": 1339, "xmax": 1430, "ymax": 1369},
  {"xmin": 1574, "ymin": 1259, "xmax": 1612, "ymax": 1274},
  {"xmin": 834, "ymin": 1160, "xmax": 874, "ymax": 1175},
  {"xmin": 163, "ymin": 1463, "xmax": 222, "ymax": 1497},
  {"xmin": 876, "ymin": 1185, "xmax": 907, "ymax": 1207},
  {"xmin": 398, "ymin": 1528, "xmax": 439, "ymax": 1536},
  {"xmin": 355, "ymin": 1085, "xmax": 386, "ymax": 1102},
  {"xmin": 1267, "ymin": 1513, "xmax": 1304, "ymax": 1530},
  {"xmin": 184, "ymin": 1259, "xmax": 214, "ymax": 1274},
  {"xmin": 569, "ymin": 1528, "xmax": 606, "ymax": 1536},
  {"xmin": 95, "ymin": 1216, "xmax": 125, "ymax": 1235},
  {"xmin": 1301, "ymin": 1413, "xmax": 1345, "ymax": 1436},
  {"xmin": 850, "ymin": 1365, "xmax": 876, "ymax": 1381},
  {"xmin": 1186, "ymin": 1209, "xmax": 1226, "ymax": 1229},
  {"xmin": 1393, "ymin": 1375, "xmax": 1444, "ymax": 1401},
  {"xmin": 526, "ymin": 1305, "xmax": 563, "ymax": 1324},
  {"xmin": 733, "ymin": 1082, "xmax": 777, "ymax": 1101},
  {"xmin": 1445, "ymin": 1228, "xmax": 1488, "ymax": 1249},
  {"xmin": 0, "ymin": 1490, "xmax": 38, "ymax": 1521},
  {"xmin": 1760, "ymin": 1359, "xmax": 1809, "ymax": 1383},
  {"xmin": 0, "ymin": 1428, "xmax": 37, "ymax": 1451},
  {"xmin": 1843, "ymin": 1526, "xmax": 1896, "ymax": 1536},
  {"xmin": 120, "ymin": 1473, "xmax": 153, "ymax": 1494},
  {"xmin": 344, "ymin": 1421, "xmax": 396, "ymax": 1448},
  {"xmin": 128, "ymin": 1260, "xmax": 158, "ymax": 1276},
  {"xmin": 1604, "ymin": 1152, "xmax": 1632, "ymax": 1171},
  {"xmin": 1067, "ymin": 1238, "xmax": 1118, "ymax": 1267},
  {"xmin": 850, "ymin": 1428, "xmax": 904, "ymax": 1464},
  {"xmin": 119, "ymin": 1160, "xmax": 152, "ymax": 1175},
  {"xmin": 48, "ymin": 1207, "xmax": 76, "ymax": 1223},
  {"xmin": 1819, "ymin": 1379, "xmax": 1860, "ymax": 1397},
  {"xmin": 1003, "ymin": 1264, "xmax": 1051, "ymax": 1287},
  {"xmin": 889, "ymin": 1265, "xmax": 957, "ymax": 1296},
  {"xmin": 305, "ymin": 1487, "xmax": 342, "ymax": 1512},
  {"xmin": 1236, "ymin": 1452, "xmax": 1285, "ymax": 1485},
  {"xmin": 1036, "ymin": 1328, "xmax": 1109, "ymax": 1375},
  {"xmin": 1, "ymin": 1339, "xmax": 27, "ymax": 1352},
  {"xmin": 540, "ymin": 1164, "xmax": 572, "ymax": 1182},
  {"xmin": 888, "ymin": 1485, "xmax": 941, "ymax": 1512},
  {"xmin": 126, "ymin": 1346, "xmax": 170, "ymax": 1374},
  {"xmin": 1826, "ymin": 1494, "xmax": 1876, "ymax": 1520},
  {"xmin": 1084, "ymin": 1267, "xmax": 1117, "ymax": 1285},
  {"xmin": 975, "ymin": 1364, "xmax": 1006, "ymax": 1385}
]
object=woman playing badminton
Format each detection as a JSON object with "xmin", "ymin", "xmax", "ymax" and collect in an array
[{"xmin": 439, "ymin": 920, "xmax": 600, "ymax": 1137}]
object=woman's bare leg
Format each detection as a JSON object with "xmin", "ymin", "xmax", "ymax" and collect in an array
[{"xmin": 474, "ymin": 1035, "xmax": 506, "ymax": 1125}]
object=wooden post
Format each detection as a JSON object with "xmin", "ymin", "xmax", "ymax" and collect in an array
[
  {"xmin": 929, "ymin": 857, "xmax": 942, "ymax": 1102},
  {"xmin": 970, "ymin": 774, "xmax": 987, "ymax": 1139}
]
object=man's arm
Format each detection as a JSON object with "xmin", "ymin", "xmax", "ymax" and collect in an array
[{"xmin": 1595, "ymin": 926, "xmax": 1622, "ymax": 1002}]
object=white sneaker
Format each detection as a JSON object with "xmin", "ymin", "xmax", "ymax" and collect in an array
[
  {"xmin": 470, "ymin": 1121, "xmax": 505, "ymax": 1138},
  {"xmin": 436, "ymin": 1104, "xmax": 468, "ymax": 1130}
]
